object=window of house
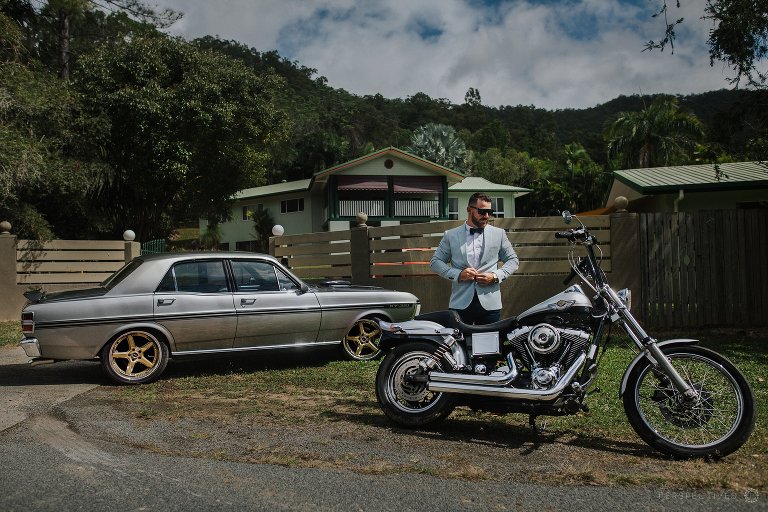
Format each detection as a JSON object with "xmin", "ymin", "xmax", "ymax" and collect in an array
[
  {"xmin": 491, "ymin": 197, "xmax": 505, "ymax": 218},
  {"xmin": 242, "ymin": 204, "xmax": 263, "ymax": 221},
  {"xmin": 448, "ymin": 197, "xmax": 459, "ymax": 220},
  {"xmin": 281, "ymin": 198, "xmax": 304, "ymax": 214}
]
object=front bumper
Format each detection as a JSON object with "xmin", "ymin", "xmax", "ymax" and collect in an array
[{"xmin": 20, "ymin": 338, "xmax": 41, "ymax": 358}]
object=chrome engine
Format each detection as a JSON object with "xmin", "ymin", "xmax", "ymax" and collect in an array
[{"xmin": 507, "ymin": 324, "xmax": 590, "ymax": 389}]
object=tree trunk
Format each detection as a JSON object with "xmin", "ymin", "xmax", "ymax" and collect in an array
[{"xmin": 58, "ymin": 9, "xmax": 72, "ymax": 80}]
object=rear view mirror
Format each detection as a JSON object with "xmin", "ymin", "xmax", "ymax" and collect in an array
[{"xmin": 562, "ymin": 210, "xmax": 573, "ymax": 225}]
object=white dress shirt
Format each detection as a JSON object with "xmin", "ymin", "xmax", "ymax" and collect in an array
[{"xmin": 465, "ymin": 223, "xmax": 484, "ymax": 269}]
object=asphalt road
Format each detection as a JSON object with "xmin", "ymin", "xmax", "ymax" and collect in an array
[{"xmin": 0, "ymin": 346, "xmax": 764, "ymax": 512}]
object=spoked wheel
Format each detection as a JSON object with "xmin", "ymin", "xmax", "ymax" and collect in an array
[
  {"xmin": 100, "ymin": 330, "xmax": 169, "ymax": 385},
  {"xmin": 375, "ymin": 342, "xmax": 454, "ymax": 427},
  {"xmin": 623, "ymin": 346, "xmax": 755, "ymax": 458},
  {"xmin": 341, "ymin": 318, "xmax": 383, "ymax": 361}
]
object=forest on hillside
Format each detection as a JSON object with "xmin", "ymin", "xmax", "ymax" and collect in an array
[{"xmin": 1, "ymin": 0, "xmax": 766, "ymax": 242}]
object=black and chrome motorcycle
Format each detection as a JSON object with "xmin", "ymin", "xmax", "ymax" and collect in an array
[{"xmin": 375, "ymin": 211, "xmax": 755, "ymax": 458}]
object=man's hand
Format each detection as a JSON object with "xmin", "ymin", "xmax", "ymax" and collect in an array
[
  {"xmin": 474, "ymin": 272, "xmax": 497, "ymax": 285},
  {"xmin": 459, "ymin": 267, "xmax": 479, "ymax": 282}
]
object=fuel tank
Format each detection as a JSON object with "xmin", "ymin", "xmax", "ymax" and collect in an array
[{"xmin": 517, "ymin": 285, "xmax": 593, "ymax": 328}]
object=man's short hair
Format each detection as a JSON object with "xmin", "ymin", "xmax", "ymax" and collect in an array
[{"xmin": 468, "ymin": 192, "xmax": 492, "ymax": 206}]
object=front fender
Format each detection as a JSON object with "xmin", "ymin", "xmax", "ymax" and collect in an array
[{"xmin": 618, "ymin": 339, "xmax": 699, "ymax": 398}]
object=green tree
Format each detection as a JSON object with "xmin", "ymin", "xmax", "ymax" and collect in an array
[
  {"xmin": 75, "ymin": 35, "xmax": 289, "ymax": 240},
  {"xmin": 473, "ymin": 147, "xmax": 539, "ymax": 188},
  {"xmin": 464, "ymin": 87, "xmax": 481, "ymax": 106},
  {"xmin": 605, "ymin": 95, "xmax": 705, "ymax": 169},
  {"xmin": 0, "ymin": 10, "xmax": 106, "ymax": 238},
  {"xmin": 646, "ymin": 0, "xmax": 768, "ymax": 88},
  {"xmin": 26, "ymin": 0, "xmax": 179, "ymax": 79},
  {"xmin": 250, "ymin": 207, "xmax": 275, "ymax": 253},
  {"xmin": 406, "ymin": 123, "xmax": 470, "ymax": 172}
]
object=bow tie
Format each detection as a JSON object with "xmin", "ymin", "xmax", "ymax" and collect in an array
[{"xmin": 470, "ymin": 227, "xmax": 484, "ymax": 235}]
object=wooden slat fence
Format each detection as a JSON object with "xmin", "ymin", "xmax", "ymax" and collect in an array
[
  {"xmin": 639, "ymin": 210, "xmax": 768, "ymax": 328},
  {"xmin": 270, "ymin": 229, "xmax": 353, "ymax": 280},
  {"xmin": 16, "ymin": 240, "xmax": 130, "ymax": 285},
  {"xmin": 367, "ymin": 216, "xmax": 611, "ymax": 277}
]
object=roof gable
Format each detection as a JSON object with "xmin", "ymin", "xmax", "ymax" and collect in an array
[{"xmin": 313, "ymin": 147, "xmax": 465, "ymax": 184}]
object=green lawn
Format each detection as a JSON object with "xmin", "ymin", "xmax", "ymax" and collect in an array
[{"xmin": 0, "ymin": 321, "xmax": 20, "ymax": 348}]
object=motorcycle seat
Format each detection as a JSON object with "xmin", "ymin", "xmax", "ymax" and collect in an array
[{"xmin": 415, "ymin": 310, "xmax": 518, "ymax": 334}]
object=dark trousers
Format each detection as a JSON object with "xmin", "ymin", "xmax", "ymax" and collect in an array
[{"xmin": 451, "ymin": 292, "xmax": 501, "ymax": 325}]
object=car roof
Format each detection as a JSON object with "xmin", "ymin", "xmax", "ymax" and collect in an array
[{"xmin": 138, "ymin": 251, "xmax": 278, "ymax": 263}]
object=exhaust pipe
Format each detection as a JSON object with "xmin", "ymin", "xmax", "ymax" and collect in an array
[{"xmin": 427, "ymin": 354, "xmax": 586, "ymax": 402}]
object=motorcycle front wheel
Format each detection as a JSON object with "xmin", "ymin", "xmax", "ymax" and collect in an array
[
  {"xmin": 375, "ymin": 342, "xmax": 455, "ymax": 428},
  {"xmin": 623, "ymin": 346, "xmax": 755, "ymax": 459}
]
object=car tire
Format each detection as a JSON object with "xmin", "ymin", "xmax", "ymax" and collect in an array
[
  {"xmin": 100, "ymin": 330, "xmax": 169, "ymax": 385},
  {"xmin": 341, "ymin": 318, "xmax": 384, "ymax": 361}
]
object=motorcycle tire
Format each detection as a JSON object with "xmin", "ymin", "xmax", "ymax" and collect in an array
[
  {"xmin": 623, "ymin": 345, "xmax": 755, "ymax": 459},
  {"xmin": 375, "ymin": 341, "xmax": 455, "ymax": 428}
]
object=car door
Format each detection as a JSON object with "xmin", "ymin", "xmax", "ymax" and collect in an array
[
  {"xmin": 230, "ymin": 259, "xmax": 321, "ymax": 348},
  {"xmin": 153, "ymin": 259, "xmax": 237, "ymax": 353}
]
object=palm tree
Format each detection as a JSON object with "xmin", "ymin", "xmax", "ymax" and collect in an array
[
  {"xmin": 407, "ymin": 123, "xmax": 469, "ymax": 172},
  {"xmin": 605, "ymin": 96, "xmax": 705, "ymax": 169}
]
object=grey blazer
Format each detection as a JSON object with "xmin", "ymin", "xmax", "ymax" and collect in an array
[{"xmin": 430, "ymin": 223, "xmax": 519, "ymax": 310}]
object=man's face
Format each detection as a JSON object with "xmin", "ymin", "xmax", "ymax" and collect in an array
[{"xmin": 467, "ymin": 199, "xmax": 493, "ymax": 228}]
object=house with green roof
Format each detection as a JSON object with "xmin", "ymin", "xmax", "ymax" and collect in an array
[
  {"xmin": 202, "ymin": 147, "xmax": 531, "ymax": 250},
  {"xmin": 606, "ymin": 161, "xmax": 768, "ymax": 213}
]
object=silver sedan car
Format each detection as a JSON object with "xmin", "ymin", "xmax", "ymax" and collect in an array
[{"xmin": 20, "ymin": 252, "xmax": 420, "ymax": 384}]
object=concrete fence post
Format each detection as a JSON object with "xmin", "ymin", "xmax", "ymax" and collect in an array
[
  {"xmin": 0, "ymin": 222, "xmax": 19, "ymax": 321},
  {"xmin": 124, "ymin": 241, "xmax": 140, "ymax": 262}
]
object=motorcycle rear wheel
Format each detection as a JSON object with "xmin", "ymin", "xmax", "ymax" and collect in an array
[
  {"xmin": 623, "ymin": 346, "xmax": 755, "ymax": 459},
  {"xmin": 375, "ymin": 342, "xmax": 455, "ymax": 428}
]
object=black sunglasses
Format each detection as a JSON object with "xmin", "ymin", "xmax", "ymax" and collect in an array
[{"xmin": 469, "ymin": 206, "xmax": 494, "ymax": 216}]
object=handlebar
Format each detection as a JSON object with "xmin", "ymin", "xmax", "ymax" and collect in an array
[{"xmin": 554, "ymin": 228, "xmax": 596, "ymax": 244}]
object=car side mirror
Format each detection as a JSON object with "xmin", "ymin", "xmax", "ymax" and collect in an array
[{"xmin": 300, "ymin": 282, "xmax": 310, "ymax": 294}]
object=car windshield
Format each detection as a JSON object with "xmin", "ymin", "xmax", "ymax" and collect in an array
[{"xmin": 100, "ymin": 259, "xmax": 143, "ymax": 290}]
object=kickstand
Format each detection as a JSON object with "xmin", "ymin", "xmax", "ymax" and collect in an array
[{"xmin": 529, "ymin": 414, "xmax": 547, "ymax": 437}]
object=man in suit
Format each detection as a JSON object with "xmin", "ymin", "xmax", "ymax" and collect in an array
[{"xmin": 430, "ymin": 192, "xmax": 519, "ymax": 324}]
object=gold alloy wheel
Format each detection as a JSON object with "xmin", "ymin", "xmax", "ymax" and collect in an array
[
  {"xmin": 108, "ymin": 331, "xmax": 163, "ymax": 381},
  {"xmin": 343, "ymin": 319, "xmax": 383, "ymax": 360}
]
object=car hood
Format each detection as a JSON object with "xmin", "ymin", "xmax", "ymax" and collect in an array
[
  {"xmin": 30, "ymin": 287, "xmax": 109, "ymax": 303},
  {"xmin": 312, "ymin": 283, "xmax": 384, "ymax": 293}
]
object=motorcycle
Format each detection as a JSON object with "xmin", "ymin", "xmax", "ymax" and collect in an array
[{"xmin": 375, "ymin": 211, "xmax": 755, "ymax": 458}]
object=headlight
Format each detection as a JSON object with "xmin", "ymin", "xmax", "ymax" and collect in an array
[{"xmin": 617, "ymin": 288, "xmax": 631, "ymax": 310}]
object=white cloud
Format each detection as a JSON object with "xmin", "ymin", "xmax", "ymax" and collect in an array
[{"xmin": 161, "ymin": 0, "xmax": 739, "ymax": 109}]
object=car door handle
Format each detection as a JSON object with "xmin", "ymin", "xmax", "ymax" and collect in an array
[
  {"xmin": 240, "ymin": 298, "xmax": 257, "ymax": 306},
  {"xmin": 157, "ymin": 298, "xmax": 176, "ymax": 306}
]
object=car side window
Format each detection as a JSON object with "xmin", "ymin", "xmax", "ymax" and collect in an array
[
  {"xmin": 276, "ymin": 268, "xmax": 298, "ymax": 291},
  {"xmin": 157, "ymin": 260, "xmax": 229, "ymax": 293},
  {"xmin": 230, "ymin": 260, "xmax": 282, "ymax": 292}
]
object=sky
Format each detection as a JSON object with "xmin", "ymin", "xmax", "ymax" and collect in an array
[{"xmin": 161, "ymin": 0, "xmax": 741, "ymax": 110}]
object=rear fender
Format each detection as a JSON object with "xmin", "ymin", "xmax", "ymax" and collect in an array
[
  {"xmin": 102, "ymin": 323, "xmax": 177, "ymax": 356},
  {"xmin": 618, "ymin": 339, "xmax": 699, "ymax": 397},
  {"xmin": 378, "ymin": 323, "xmax": 468, "ymax": 368}
]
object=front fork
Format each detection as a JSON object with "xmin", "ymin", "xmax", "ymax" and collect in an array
[{"xmin": 603, "ymin": 286, "xmax": 697, "ymax": 400}]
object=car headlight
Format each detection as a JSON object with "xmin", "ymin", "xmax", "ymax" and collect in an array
[{"xmin": 617, "ymin": 288, "xmax": 631, "ymax": 310}]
